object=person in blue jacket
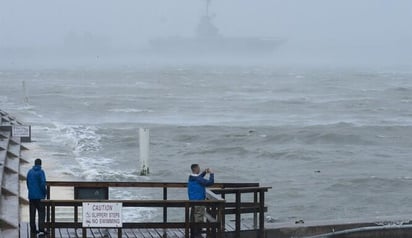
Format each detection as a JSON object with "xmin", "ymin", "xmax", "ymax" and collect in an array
[
  {"xmin": 187, "ymin": 164, "xmax": 214, "ymax": 238},
  {"xmin": 27, "ymin": 158, "xmax": 47, "ymax": 236}
]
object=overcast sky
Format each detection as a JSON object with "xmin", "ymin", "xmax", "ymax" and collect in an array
[{"xmin": 0, "ymin": 0, "xmax": 411, "ymax": 65}]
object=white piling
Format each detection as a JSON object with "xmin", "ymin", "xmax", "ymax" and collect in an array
[
  {"xmin": 139, "ymin": 128, "xmax": 150, "ymax": 176},
  {"xmin": 22, "ymin": 81, "xmax": 29, "ymax": 104}
]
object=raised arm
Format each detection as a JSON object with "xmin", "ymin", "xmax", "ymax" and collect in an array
[{"xmin": 196, "ymin": 173, "xmax": 214, "ymax": 187}]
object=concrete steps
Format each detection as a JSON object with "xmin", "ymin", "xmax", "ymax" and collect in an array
[{"xmin": 0, "ymin": 110, "xmax": 30, "ymax": 238}]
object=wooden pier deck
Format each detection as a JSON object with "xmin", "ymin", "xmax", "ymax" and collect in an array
[
  {"xmin": 20, "ymin": 226, "xmax": 190, "ymax": 238},
  {"xmin": 20, "ymin": 224, "xmax": 255, "ymax": 238},
  {"xmin": 18, "ymin": 181, "xmax": 269, "ymax": 238}
]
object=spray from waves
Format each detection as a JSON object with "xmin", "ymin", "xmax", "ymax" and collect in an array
[
  {"xmin": 71, "ymin": 156, "xmax": 145, "ymax": 181},
  {"xmin": 45, "ymin": 123, "xmax": 156, "ymax": 221},
  {"xmin": 110, "ymin": 189, "xmax": 156, "ymax": 222},
  {"xmin": 50, "ymin": 123, "xmax": 145, "ymax": 181},
  {"xmin": 52, "ymin": 123, "xmax": 102, "ymax": 155}
]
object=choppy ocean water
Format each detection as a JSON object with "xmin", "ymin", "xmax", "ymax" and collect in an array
[{"xmin": 1, "ymin": 65, "xmax": 412, "ymax": 223}]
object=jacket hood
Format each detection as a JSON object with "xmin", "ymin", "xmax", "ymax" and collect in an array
[{"xmin": 189, "ymin": 173, "xmax": 199, "ymax": 181}]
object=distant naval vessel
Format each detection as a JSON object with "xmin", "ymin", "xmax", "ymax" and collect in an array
[{"xmin": 148, "ymin": 0, "xmax": 282, "ymax": 58}]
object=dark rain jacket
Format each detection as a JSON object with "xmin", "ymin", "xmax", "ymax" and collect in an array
[
  {"xmin": 188, "ymin": 171, "xmax": 214, "ymax": 200},
  {"xmin": 26, "ymin": 165, "xmax": 47, "ymax": 200}
]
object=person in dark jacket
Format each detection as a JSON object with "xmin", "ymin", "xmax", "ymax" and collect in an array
[
  {"xmin": 27, "ymin": 158, "xmax": 47, "ymax": 236},
  {"xmin": 187, "ymin": 164, "xmax": 214, "ymax": 238}
]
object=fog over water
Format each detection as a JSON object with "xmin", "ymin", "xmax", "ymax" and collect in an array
[{"xmin": 0, "ymin": 0, "xmax": 411, "ymax": 67}]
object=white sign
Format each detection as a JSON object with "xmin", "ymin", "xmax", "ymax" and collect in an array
[
  {"xmin": 82, "ymin": 202, "xmax": 123, "ymax": 228},
  {"xmin": 12, "ymin": 125, "xmax": 30, "ymax": 137}
]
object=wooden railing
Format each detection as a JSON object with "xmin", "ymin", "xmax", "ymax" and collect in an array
[
  {"xmin": 211, "ymin": 186, "xmax": 271, "ymax": 238},
  {"xmin": 44, "ymin": 181, "xmax": 270, "ymax": 238},
  {"xmin": 42, "ymin": 199, "xmax": 225, "ymax": 238}
]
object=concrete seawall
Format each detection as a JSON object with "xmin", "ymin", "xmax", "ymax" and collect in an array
[{"xmin": 0, "ymin": 110, "xmax": 30, "ymax": 237}]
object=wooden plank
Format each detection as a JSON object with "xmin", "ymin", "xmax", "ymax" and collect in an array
[
  {"xmin": 75, "ymin": 227, "xmax": 83, "ymax": 237},
  {"xmin": 123, "ymin": 229, "xmax": 136, "ymax": 238},
  {"xmin": 134, "ymin": 228, "xmax": 148, "ymax": 238},
  {"xmin": 58, "ymin": 227, "xmax": 64, "ymax": 238},
  {"xmin": 172, "ymin": 229, "xmax": 185, "ymax": 238},
  {"xmin": 62, "ymin": 228, "xmax": 71, "ymax": 238},
  {"xmin": 164, "ymin": 229, "xmax": 178, "ymax": 238},
  {"xmin": 224, "ymin": 207, "xmax": 268, "ymax": 215},
  {"xmin": 66, "ymin": 228, "xmax": 77, "ymax": 238},
  {"xmin": 211, "ymin": 187, "xmax": 271, "ymax": 194},
  {"xmin": 46, "ymin": 181, "xmax": 259, "ymax": 189},
  {"xmin": 225, "ymin": 223, "xmax": 235, "ymax": 232},
  {"xmin": 154, "ymin": 228, "xmax": 167, "ymax": 237},
  {"xmin": 89, "ymin": 228, "xmax": 99, "ymax": 237},
  {"xmin": 148, "ymin": 228, "xmax": 159, "ymax": 238},
  {"xmin": 43, "ymin": 200, "xmax": 224, "ymax": 207}
]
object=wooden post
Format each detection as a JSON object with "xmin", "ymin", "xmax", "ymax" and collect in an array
[
  {"xmin": 235, "ymin": 191, "xmax": 241, "ymax": 238},
  {"xmin": 163, "ymin": 186, "xmax": 168, "ymax": 238},
  {"xmin": 118, "ymin": 228, "xmax": 122, "ymax": 238},
  {"xmin": 163, "ymin": 187, "xmax": 168, "ymax": 223},
  {"xmin": 185, "ymin": 204, "xmax": 190, "ymax": 238},
  {"xmin": 51, "ymin": 203, "xmax": 55, "ymax": 238},
  {"xmin": 253, "ymin": 191, "xmax": 258, "ymax": 229},
  {"xmin": 74, "ymin": 204, "xmax": 78, "ymax": 223},
  {"xmin": 218, "ymin": 202, "xmax": 225, "ymax": 238},
  {"xmin": 212, "ymin": 205, "xmax": 217, "ymax": 238},
  {"xmin": 46, "ymin": 185, "xmax": 51, "ymax": 227},
  {"xmin": 259, "ymin": 190, "xmax": 265, "ymax": 238},
  {"xmin": 47, "ymin": 185, "xmax": 51, "ymax": 199}
]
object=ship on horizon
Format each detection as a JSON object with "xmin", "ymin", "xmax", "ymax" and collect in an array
[{"xmin": 148, "ymin": 0, "xmax": 283, "ymax": 58}]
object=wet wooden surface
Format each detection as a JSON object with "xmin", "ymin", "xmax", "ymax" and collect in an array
[{"xmin": 20, "ymin": 222, "xmax": 253, "ymax": 238}]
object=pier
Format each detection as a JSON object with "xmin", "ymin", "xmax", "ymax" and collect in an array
[{"xmin": 39, "ymin": 181, "xmax": 270, "ymax": 238}]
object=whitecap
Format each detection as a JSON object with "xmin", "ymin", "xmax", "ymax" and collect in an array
[{"xmin": 108, "ymin": 108, "xmax": 153, "ymax": 113}]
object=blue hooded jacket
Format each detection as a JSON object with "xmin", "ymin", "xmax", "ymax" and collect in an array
[
  {"xmin": 26, "ymin": 165, "xmax": 47, "ymax": 200},
  {"xmin": 188, "ymin": 171, "xmax": 214, "ymax": 200}
]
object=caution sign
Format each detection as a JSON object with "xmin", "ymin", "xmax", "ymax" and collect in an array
[
  {"xmin": 82, "ymin": 202, "xmax": 122, "ymax": 228},
  {"xmin": 12, "ymin": 125, "xmax": 30, "ymax": 137}
]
